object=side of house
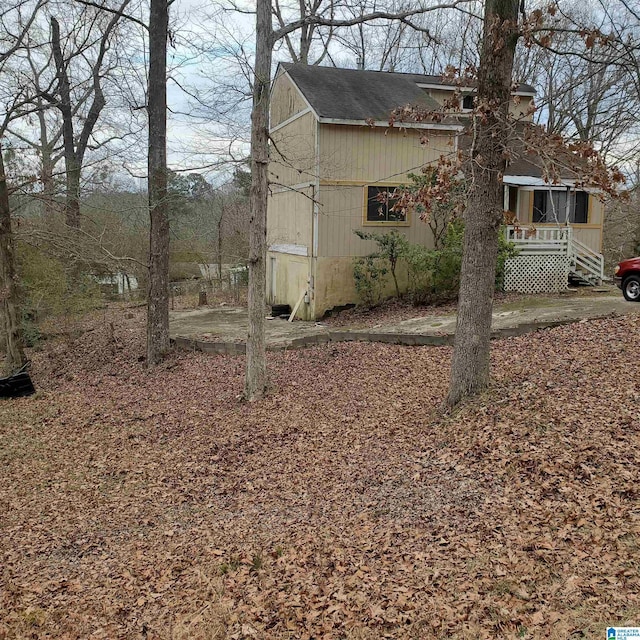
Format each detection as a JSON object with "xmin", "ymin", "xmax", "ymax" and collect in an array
[
  {"xmin": 267, "ymin": 66, "xmax": 463, "ymax": 318},
  {"xmin": 313, "ymin": 124, "xmax": 455, "ymax": 316},
  {"xmin": 267, "ymin": 71, "xmax": 316, "ymax": 319}
]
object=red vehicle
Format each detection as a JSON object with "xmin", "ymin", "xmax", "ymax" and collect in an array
[{"xmin": 615, "ymin": 257, "xmax": 640, "ymax": 301}]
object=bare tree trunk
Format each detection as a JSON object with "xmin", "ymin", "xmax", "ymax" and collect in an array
[
  {"xmin": 40, "ymin": 144, "xmax": 57, "ymax": 220},
  {"xmin": 51, "ymin": 17, "xmax": 82, "ymax": 229},
  {"xmin": 446, "ymin": 0, "xmax": 519, "ymax": 407},
  {"xmin": 65, "ymin": 158, "xmax": 82, "ymax": 228},
  {"xmin": 244, "ymin": 0, "xmax": 271, "ymax": 401},
  {"xmin": 0, "ymin": 144, "xmax": 26, "ymax": 376},
  {"xmin": 146, "ymin": 0, "xmax": 170, "ymax": 365},
  {"xmin": 217, "ymin": 203, "xmax": 224, "ymax": 284},
  {"xmin": 50, "ymin": 6, "xmax": 126, "ymax": 230}
]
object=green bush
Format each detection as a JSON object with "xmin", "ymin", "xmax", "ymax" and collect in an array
[
  {"xmin": 496, "ymin": 230, "xmax": 520, "ymax": 290},
  {"xmin": 403, "ymin": 244, "xmax": 435, "ymax": 305},
  {"xmin": 352, "ymin": 223, "xmax": 517, "ymax": 308},
  {"xmin": 354, "ymin": 229, "xmax": 409, "ymax": 298},
  {"xmin": 353, "ymin": 255, "xmax": 388, "ymax": 307},
  {"xmin": 404, "ymin": 221, "xmax": 517, "ymax": 305}
]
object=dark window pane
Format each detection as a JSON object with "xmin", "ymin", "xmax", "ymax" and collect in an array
[
  {"xmin": 573, "ymin": 191, "xmax": 588, "ymax": 223},
  {"xmin": 462, "ymin": 95, "xmax": 474, "ymax": 110},
  {"xmin": 366, "ymin": 186, "xmax": 405, "ymax": 223},
  {"xmin": 533, "ymin": 190, "xmax": 546, "ymax": 222},
  {"xmin": 508, "ymin": 186, "xmax": 518, "ymax": 214}
]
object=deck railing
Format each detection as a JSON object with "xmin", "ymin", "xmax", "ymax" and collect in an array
[
  {"xmin": 504, "ymin": 225, "xmax": 570, "ymax": 255},
  {"xmin": 504, "ymin": 225, "xmax": 604, "ymax": 283}
]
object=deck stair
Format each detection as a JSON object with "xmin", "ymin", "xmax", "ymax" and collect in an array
[{"xmin": 504, "ymin": 225, "xmax": 604, "ymax": 286}]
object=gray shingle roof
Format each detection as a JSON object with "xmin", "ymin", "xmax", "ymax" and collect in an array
[{"xmin": 280, "ymin": 63, "xmax": 535, "ymax": 124}]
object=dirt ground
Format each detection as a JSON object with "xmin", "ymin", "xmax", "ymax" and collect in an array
[
  {"xmin": 2, "ymin": 306, "xmax": 640, "ymax": 639},
  {"xmin": 169, "ymin": 288, "xmax": 640, "ymax": 346}
]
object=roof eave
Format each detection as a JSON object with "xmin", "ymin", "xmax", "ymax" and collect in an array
[
  {"xmin": 415, "ymin": 82, "xmax": 535, "ymax": 97},
  {"xmin": 317, "ymin": 117, "xmax": 464, "ymax": 131}
]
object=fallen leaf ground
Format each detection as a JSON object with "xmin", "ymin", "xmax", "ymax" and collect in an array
[{"xmin": 1, "ymin": 307, "xmax": 640, "ymax": 639}]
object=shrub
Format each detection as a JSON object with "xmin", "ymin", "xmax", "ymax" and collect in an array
[
  {"xmin": 352, "ymin": 223, "xmax": 517, "ymax": 308},
  {"xmin": 496, "ymin": 230, "xmax": 520, "ymax": 290},
  {"xmin": 354, "ymin": 229, "xmax": 409, "ymax": 298},
  {"xmin": 404, "ymin": 222, "xmax": 517, "ymax": 305},
  {"xmin": 353, "ymin": 255, "xmax": 388, "ymax": 307},
  {"xmin": 403, "ymin": 244, "xmax": 435, "ymax": 305}
]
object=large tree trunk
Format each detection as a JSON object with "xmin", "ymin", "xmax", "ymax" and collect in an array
[
  {"xmin": 445, "ymin": 0, "xmax": 519, "ymax": 407},
  {"xmin": 51, "ymin": 17, "xmax": 81, "ymax": 229},
  {"xmin": 146, "ymin": 0, "xmax": 170, "ymax": 365},
  {"xmin": 244, "ymin": 0, "xmax": 271, "ymax": 401},
  {"xmin": 0, "ymin": 144, "xmax": 26, "ymax": 376}
]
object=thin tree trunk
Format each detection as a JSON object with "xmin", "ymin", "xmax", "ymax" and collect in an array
[
  {"xmin": 146, "ymin": 0, "xmax": 170, "ymax": 365},
  {"xmin": 0, "ymin": 144, "xmax": 26, "ymax": 376},
  {"xmin": 217, "ymin": 204, "xmax": 224, "ymax": 284},
  {"xmin": 65, "ymin": 158, "xmax": 81, "ymax": 228},
  {"xmin": 40, "ymin": 145, "xmax": 57, "ymax": 220},
  {"xmin": 244, "ymin": 0, "xmax": 271, "ymax": 401},
  {"xmin": 445, "ymin": 0, "xmax": 519, "ymax": 407}
]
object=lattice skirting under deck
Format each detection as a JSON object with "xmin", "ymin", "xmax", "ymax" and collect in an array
[{"xmin": 503, "ymin": 255, "xmax": 570, "ymax": 293}]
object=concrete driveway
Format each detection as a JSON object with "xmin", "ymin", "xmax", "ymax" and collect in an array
[{"xmin": 170, "ymin": 292, "xmax": 640, "ymax": 351}]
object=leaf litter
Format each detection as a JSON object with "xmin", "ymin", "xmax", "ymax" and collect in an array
[{"xmin": 1, "ymin": 307, "xmax": 640, "ymax": 639}]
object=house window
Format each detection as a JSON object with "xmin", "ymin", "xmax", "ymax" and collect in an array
[
  {"xmin": 365, "ymin": 186, "xmax": 406, "ymax": 223},
  {"xmin": 508, "ymin": 186, "xmax": 518, "ymax": 214},
  {"xmin": 532, "ymin": 189, "xmax": 589, "ymax": 224},
  {"xmin": 462, "ymin": 94, "xmax": 474, "ymax": 110}
]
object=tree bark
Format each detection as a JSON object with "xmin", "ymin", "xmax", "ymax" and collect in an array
[
  {"xmin": 50, "ymin": 6, "xmax": 124, "ymax": 229},
  {"xmin": 445, "ymin": 0, "xmax": 519, "ymax": 407},
  {"xmin": 217, "ymin": 204, "xmax": 224, "ymax": 284},
  {"xmin": 0, "ymin": 144, "xmax": 26, "ymax": 376},
  {"xmin": 146, "ymin": 0, "xmax": 170, "ymax": 365},
  {"xmin": 244, "ymin": 0, "xmax": 272, "ymax": 401},
  {"xmin": 51, "ymin": 16, "xmax": 81, "ymax": 229}
]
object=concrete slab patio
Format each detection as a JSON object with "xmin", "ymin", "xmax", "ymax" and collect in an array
[{"xmin": 170, "ymin": 293, "xmax": 640, "ymax": 354}]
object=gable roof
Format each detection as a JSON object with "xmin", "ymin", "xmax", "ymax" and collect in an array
[{"xmin": 280, "ymin": 63, "xmax": 535, "ymax": 125}]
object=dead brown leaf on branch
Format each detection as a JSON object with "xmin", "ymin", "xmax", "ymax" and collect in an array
[{"xmin": 1, "ymin": 307, "xmax": 640, "ymax": 638}]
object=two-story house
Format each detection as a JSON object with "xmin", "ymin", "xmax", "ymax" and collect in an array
[{"xmin": 267, "ymin": 63, "xmax": 605, "ymax": 319}]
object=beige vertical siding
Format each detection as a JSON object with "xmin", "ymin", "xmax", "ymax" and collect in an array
[
  {"xmin": 269, "ymin": 112, "xmax": 317, "ymax": 189},
  {"xmin": 315, "ymin": 125, "xmax": 452, "ymax": 258},
  {"xmin": 427, "ymin": 87, "xmax": 533, "ymax": 121},
  {"xmin": 572, "ymin": 227, "xmax": 602, "ymax": 253},
  {"xmin": 267, "ymin": 186, "xmax": 313, "ymax": 248},
  {"xmin": 266, "ymin": 252, "xmax": 312, "ymax": 319},
  {"xmin": 518, "ymin": 190, "xmax": 532, "ymax": 222},
  {"xmin": 317, "ymin": 185, "xmax": 435, "ymax": 257},
  {"xmin": 427, "ymin": 88, "xmax": 455, "ymax": 106},
  {"xmin": 509, "ymin": 96, "xmax": 534, "ymax": 121},
  {"xmin": 270, "ymin": 72, "xmax": 310, "ymax": 127},
  {"xmin": 319, "ymin": 124, "xmax": 453, "ymax": 183},
  {"xmin": 314, "ymin": 256, "xmax": 412, "ymax": 318},
  {"xmin": 588, "ymin": 196, "xmax": 604, "ymax": 225}
]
